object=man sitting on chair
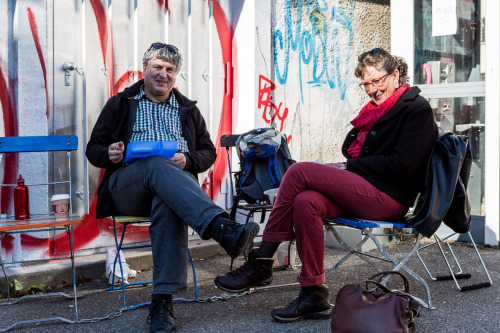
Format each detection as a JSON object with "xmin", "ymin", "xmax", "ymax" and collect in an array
[{"xmin": 86, "ymin": 43, "xmax": 259, "ymax": 333}]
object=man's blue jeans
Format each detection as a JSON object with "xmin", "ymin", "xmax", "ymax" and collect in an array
[{"xmin": 108, "ymin": 155, "xmax": 226, "ymax": 294}]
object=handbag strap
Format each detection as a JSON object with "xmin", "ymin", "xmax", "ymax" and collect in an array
[
  {"xmin": 366, "ymin": 271, "xmax": 410, "ymax": 293},
  {"xmin": 364, "ymin": 271, "xmax": 420, "ymax": 333},
  {"xmin": 362, "ymin": 279, "xmax": 421, "ymax": 326}
]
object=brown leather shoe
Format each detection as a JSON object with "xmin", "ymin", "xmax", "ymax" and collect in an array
[
  {"xmin": 271, "ymin": 284, "xmax": 332, "ymax": 323},
  {"xmin": 214, "ymin": 249, "xmax": 274, "ymax": 292}
]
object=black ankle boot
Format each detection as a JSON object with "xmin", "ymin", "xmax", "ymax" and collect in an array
[
  {"xmin": 147, "ymin": 295, "xmax": 176, "ymax": 333},
  {"xmin": 211, "ymin": 217, "xmax": 260, "ymax": 259},
  {"xmin": 271, "ymin": 284, "xmax": 332, "ymax": 323},
  {"xmin": 214, "ymin": 249, "xmax": 274, "ymax": 292}
]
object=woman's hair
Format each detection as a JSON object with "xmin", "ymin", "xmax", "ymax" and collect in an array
[
  {"xmin": 142, "ymin": 45, "xmax": 183, "ymax": 73},
  {"xmin": 354, "ymin": 48, "xmax": 408, "ymax": 86}
]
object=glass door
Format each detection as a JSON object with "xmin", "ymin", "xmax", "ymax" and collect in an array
[{"xmin": 413, "ymin": 0, "xmax": 485, "ymax": 216}]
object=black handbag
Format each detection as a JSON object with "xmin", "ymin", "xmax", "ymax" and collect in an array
[{"xmin": 331, "ymin": 271, "xmax": 422, "ymax": 333}]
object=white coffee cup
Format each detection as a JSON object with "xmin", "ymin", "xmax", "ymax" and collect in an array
[{"xmin": 51, "ymin": 194, "xmax": 70, "ymax": 219}]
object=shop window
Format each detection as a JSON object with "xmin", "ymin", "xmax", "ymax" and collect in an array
[
  {"xmin": 414, "ymin": 0, "xmax": 483, "ymax": 84},
  {"xmin": 414, "ymin": 0, "xmax": 485, "ymax": 217},
  {"xmin": 428, "ymin": 96, "xmax": 485, "ymax": 215}
]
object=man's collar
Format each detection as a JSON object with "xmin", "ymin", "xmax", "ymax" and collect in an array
[
  {"xmin": 134, "ymin": 86, "xmax": 147, "ymax": 100},
  {"xmin": 135, "ymin": 85, "xmax": 177, "ymax": 106}
]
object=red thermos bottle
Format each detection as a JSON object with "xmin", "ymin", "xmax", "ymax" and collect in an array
[{"xmin": 14, "ymin": 174, "xmax": 30, "ymax": 220}]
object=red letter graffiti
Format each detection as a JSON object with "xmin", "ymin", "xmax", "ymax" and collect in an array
[{"xmin": 258, "ymin": 75, "xmax": 289, "ymax": 132}]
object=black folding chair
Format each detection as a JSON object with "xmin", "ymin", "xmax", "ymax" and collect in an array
[{"xmin": 220, "ymin": 134, "xmax": 273, "ymax": 225}]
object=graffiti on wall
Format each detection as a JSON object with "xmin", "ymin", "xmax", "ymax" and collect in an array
[
  {"xmin": 27, "ymin": 8, "xmax": 50, "ymax": 119},
  {"xmin": 206, "ymin": 0, "xmax": 234, "ymax": 201},
  {"xmin": 273, "ymin": 0, "xmax": 354, "ymax": 102},
  {"xmin": 258, "ymin": 74, "xmax": 290, "ymax": 141},
  {"xmin": 0, "ymin": 60, "xmax": 18, "ymax": 216}
]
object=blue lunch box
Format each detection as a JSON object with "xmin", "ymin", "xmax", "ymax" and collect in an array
[{"xmin": 124, "ymin": 141, "xmax": 179, "ymax": 165}]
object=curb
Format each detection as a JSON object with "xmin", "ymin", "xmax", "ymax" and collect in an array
[{"xmin": 2, "ymin": 239, "xmax": 223, "ymax": 290}]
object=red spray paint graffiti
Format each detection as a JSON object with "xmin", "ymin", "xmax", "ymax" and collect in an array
[
  {"xmin": 27, "ymin": 8, "xmax": 49, "ymax": 119},
  {"xmin": 0, "ymin": 62, "xmax": 18, "ymax": 216},
  {"xmin": 22, "ymin": 170, "xmax": 107, "ymax": 254},
  {"xmin": 113, "ymin": 71, "xmax": 144, "ymax": 96},
  {"xmin": 1, "ymin": 234, "xmax": 14, "ymax": 255},
  {"xmin": 157, "ymin": 0, "xmax": 166, "ymax": 9},
  {"xmin": 89, "ymin": 0, "xmax": 108, "ymax": 69},
  {"xmin": 258, "ymin": 74, "xmax": 291, "ymax": 142},
  {"xmin": 206, "ymin": 0, "xmax": 235, "ymax": 200}
]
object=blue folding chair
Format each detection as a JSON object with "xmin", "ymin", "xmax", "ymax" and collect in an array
[
  {"xmin": 323, "ymin": 133, "xmax": 494, "ymax": 310},
  {"xmin": 323, "ymin": 217, "xmax": 434, "ymax": 309}
]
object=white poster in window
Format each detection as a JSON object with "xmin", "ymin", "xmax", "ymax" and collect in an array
[{"xmin": 432, "ymin": 0, "xmax": 458, "ymax": 36}]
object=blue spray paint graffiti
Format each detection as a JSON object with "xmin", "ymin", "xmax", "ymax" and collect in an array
[{"xmin": 273, "ymin": 1, "xmax": 354, "ymax": 101}]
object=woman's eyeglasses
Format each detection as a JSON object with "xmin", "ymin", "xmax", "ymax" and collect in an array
[
  {"xmin": 358, "ymin": 73, "xmax": 390, "ymax": 91},
  {"xmin": 148, "ymin": 43, "xmax": 178, "ymax": 54},
  {"xmin": 357, "ymin": 47, "xmax": 386, "ymax": 62}
]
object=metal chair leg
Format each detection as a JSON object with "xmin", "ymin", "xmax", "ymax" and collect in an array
[
  {"xmin": 111, "ymin": 217, "xmax": 128, "ymax": 309},
  {"xmin": 324, "ymin": 221, "xmax": 433, "ymax": 309},
  {"xmin": 427, "ymin": 232, "xmax": 492, "ymax": 291},
  {"xmin": 365, "ymin": 230, "xmax": 434, "ymax": 309},
  {"xmin": 67, "ymin": 224, "xmax": 79, "ymax": 320},
  {"xmin": 0, "ymin": 233, "xmax": 11, "ymax": 304},
  {"xmin": 325, "ymin": 225, "xmax": 384, "ymax": 277},
  {"xmin": 417, "ymin": 233, "xmax": 469, "ymax": 281}
]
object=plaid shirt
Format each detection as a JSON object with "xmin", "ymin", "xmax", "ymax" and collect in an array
[{"xmin": 130, "ymin": 86, "xmax": 189, "ymax": 152}]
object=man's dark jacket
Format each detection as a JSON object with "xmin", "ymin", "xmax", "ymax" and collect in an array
[
  {"xmin": 407, "ymin": 132, "xmax": 472, "ymax": 237},
  {"xmin": 86, "ymin": 80, "xmax": 216, "ymax": 219},
  {"xmin": 342, "ymin": 87, "xmax": 439, "ymax": 208}
]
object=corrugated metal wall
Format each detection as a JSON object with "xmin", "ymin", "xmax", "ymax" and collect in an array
[{"xmin": 0, "ymin": 0, "xmax": 231, "ymax": 258}]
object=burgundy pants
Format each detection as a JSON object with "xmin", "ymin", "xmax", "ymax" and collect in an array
[{"xmin": 262, "ymin": 162, "xmax": 408, "ymax": 287}]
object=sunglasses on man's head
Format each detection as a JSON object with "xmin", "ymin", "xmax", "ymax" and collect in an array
[
  {"xmin": 148, "ymin": 43, "xmax": 178, "ymax": 54},
  {"xmin": 358, "ymin": 47, "xmax": 386, "ymax": 62}
]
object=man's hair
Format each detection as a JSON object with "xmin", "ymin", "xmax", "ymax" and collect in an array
[{"xmin": 142, "ymin": 45, "xmax": 183, "ymax": 73}]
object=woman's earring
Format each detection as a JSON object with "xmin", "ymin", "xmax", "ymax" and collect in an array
[{"xmin": 394, "ymin": 80, "xmax": 400, "ymax": 89}]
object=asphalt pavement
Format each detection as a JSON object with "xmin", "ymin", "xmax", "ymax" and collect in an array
[{"xmin": 0, "ymin": 237, "xmax": 498, "ymax": 332}]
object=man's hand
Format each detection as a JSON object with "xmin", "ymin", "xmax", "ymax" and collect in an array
[
  {"xmin": 170, "ymin": 152, "xmax": 186, "ymax": 169},
  {"xmin": 108, "ymin": 141, "xmax": 124, "ymax": 164}
]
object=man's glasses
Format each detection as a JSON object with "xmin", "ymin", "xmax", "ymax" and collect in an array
[
  {"xmin": 358, "ymin": 47, "xmax": 386, "ymax": 62},
  {"xmin": 358, "ymin": 73, "xmax": 390, "ymax": 91},
  {"xmin": 148, "ymin": 43, "xmax": 178, "ymax": 54}
]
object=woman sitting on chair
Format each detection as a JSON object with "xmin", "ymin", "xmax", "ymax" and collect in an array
[{"xmin": 214, "ymin": 48, "xmax": 439, "ymax": 323}]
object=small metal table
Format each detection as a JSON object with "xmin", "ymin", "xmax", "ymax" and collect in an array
[{"xmin": 0, "ymin": 214, "xmax": 83, "ymax": 332}]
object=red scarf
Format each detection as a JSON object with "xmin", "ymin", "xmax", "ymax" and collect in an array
[{"xmin": 347, "ymin": 85, "xmax": 410, "ymax": 158}]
